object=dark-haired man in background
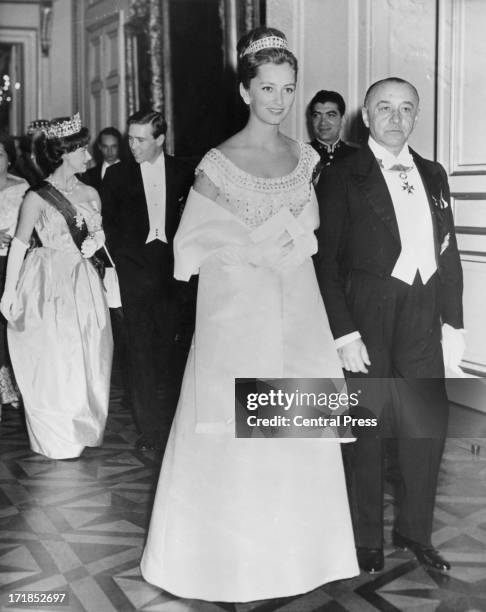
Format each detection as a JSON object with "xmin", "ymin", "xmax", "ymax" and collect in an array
[
  {"xmin": 102, "ymin": 110, "xmax": 193, "ymax": 452},
  {"xmin": 308, "ymin": 90, "xmax": 357, "ymax": 168},
  {"xmin": 81, "ymin": 127, "xmax": 123, "ymax": 192}
]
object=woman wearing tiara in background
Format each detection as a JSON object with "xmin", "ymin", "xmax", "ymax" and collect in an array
[
  {"xmin": 0, "ymin": 114, "xmax": 113, "ymax": 460},
  {"xmin": 141, "ymin": 27, "xmax": 358, "ymax": 602}
]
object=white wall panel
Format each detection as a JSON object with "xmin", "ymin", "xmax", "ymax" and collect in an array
[
  {"xmin": 460, "ymin": 257, "xmax": 486, "ymax": 374},
  {"xmin": 454, "ymin": 199, "xmax": 486, "ymax": 228},
  {"xmin": 449, "ymin": 0, "xmax": 486, "ymax": 173},
  {"xmin": 266, "ymin": 0, "xmax": 437, "ymax": 153},
  {"xmin": 457, "ymin": 235, "xmax": 486, "ymax": 254},
  {"xmin": 87, "ymin": 14, "xmax": 122, "ymax": 134}
]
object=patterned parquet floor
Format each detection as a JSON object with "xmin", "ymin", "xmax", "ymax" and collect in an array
[{"xmin": 1, "ymin": 386, "xmax": 485, "ymax": 612}]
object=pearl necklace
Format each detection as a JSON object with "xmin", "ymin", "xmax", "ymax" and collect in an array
[{"xmin": 48, "ymin": 176, "xmax": 80, "ymax": 195}]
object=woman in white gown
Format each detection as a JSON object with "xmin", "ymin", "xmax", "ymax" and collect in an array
[
  {"xmin": 0, "ymin": 114, "xmax": 112, "ymax": 460},
  {"xmin": 141, "ymin": 27, "xmax": 358, "ymax": 602}
]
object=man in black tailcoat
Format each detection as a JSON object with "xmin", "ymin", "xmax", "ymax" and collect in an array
[
  {"xmin": 315, "ymin": 78, "xmax": 464, "ymax": 573},
  {"xmin": 102, "ymin": 110, "xmax": 194, "ymax": 452}
]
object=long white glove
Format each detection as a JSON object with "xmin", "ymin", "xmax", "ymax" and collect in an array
[
  {"xmin": 441, "ymin": 323, "xmax": 466, "ymax": 371},
  {"xmin": 0, "ymin": 237, "xmax": 28, "ymax": 321},
  {"xmin": 81, "ymin": 204, "xmax": 106, "ymax": 258}
]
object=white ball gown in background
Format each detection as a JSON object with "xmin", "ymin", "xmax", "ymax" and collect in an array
[
  {"xmin": 140, "ymin": 143, "xmax": 358, "ymax": 602},
  {"xmin": 0, "ymin": 176, "xmax": 28, "ymax": 417},
  {"xmin": 7, "ymin": 197, "xmax": 113, "ymax": 459}
]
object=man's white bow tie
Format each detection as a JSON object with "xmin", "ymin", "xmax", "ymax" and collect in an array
[
  {"xmin": 378, "ymin": 160, "xmax": 415, "ymax": 194},
  {"xmin": 378, "ymin": 160, "xmax": 413, "ymax": 173}
]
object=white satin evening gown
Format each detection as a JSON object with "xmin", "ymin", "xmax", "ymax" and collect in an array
[
  {"xmin": 141, "ymin": 143, "xmax": 358, "ymax": 602},
  {"xmin": 7, "ymin": 198, "xmax": 113, "ymax": 459}
]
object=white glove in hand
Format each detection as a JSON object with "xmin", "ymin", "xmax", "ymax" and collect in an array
[
  {"xmin": 93, "ymin": 229, "xmax": 105, "ymax": 249},
  {"xmin": 0, "ymin": 237, "xmax": 28, "ymax": 321},
  {"xmin": 81, "ymin": 231, "xmax": 104, "ymax": 258},
  {"xmin": 441, "ymin": 323, "xmax": 466, "ymax": 370},
  {"xmin": 247, "ymin": 231, "xmax": 294, "ymax": 268},
  {"xmin": 272, "ymin": 234, "xmax": 316, "ymax": 275},
  {"xmin": 0, "ymin": 290, "xmax": 17, "ymax": 321}
]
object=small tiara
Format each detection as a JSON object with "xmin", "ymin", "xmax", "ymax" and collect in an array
[
  {"xmin": 47, "ymin": 112, "xmax": 82, "ymax": 139},
  {"xmin": 27, "ymin": 119, "xmax": 50, "ymax": 135},
  {"xmin": 242, "ymin": 36, "xmax": 288, "ymax": 56}
]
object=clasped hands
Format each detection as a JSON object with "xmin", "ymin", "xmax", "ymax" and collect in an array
[
  {"xmin": 248, "ymin": 231, "xmax": 293, "ymax": 267},
  {"xmin": 247, "ymin": 231, "xmax": 312, "ymax": 274}
]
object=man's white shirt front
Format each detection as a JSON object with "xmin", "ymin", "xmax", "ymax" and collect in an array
[
  {"xmin": 101, "ymin": 159, "xmax": 120, "ymax": 179},
  {"xmin": 368, "ymin": 137, "xmax": 436, "ymax": 286},
  {"xmin": 140, "ymin": 153, "xmax": 167, "ymax": 244},
  {"xmin": 335, "ymin": 137, "xmax": 437, "ymax": 349}
]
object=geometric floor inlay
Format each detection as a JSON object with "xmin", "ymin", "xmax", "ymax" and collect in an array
[{"xmin": 1, "ymin": 385, "xmax": 486, "ymax": 611}]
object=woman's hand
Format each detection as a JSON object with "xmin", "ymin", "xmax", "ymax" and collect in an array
[
  {"xmin": 0, "ymin": 228, "xmax": 12, "ymax": 249},
  {"xmin": 81, "ymin": 235, "xmax": 98, "ymax": 258},
  {"xmin": 248, "ymin": 231, "xmax": 295, "ymax": 268}
]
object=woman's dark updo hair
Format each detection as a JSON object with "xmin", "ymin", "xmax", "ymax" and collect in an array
[
  {"xmin": 237, "ymin": 26, "xmax": 298, "ymax": 89},
  {"xmin": 38, "ymin": 117, "xmax": 89, "ymax": 172}
]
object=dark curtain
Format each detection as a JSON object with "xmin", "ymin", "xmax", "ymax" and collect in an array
[
  {"xmin": 125, "ymin": 0, "xmax": 264, "ymax": 159},
  {"xmin": 170, "ymin": 0, "xmax": 228, "ymax": 157},
  {"xmin": 0, "ymin": 44, "xmax": 11, "ymax": 134}
]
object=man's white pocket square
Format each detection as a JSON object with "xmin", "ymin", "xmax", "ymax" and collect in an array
[
  {"xmin": 440, "ymin": 233, "xmax": 450, "ymax": 255},
  {"xmin": 433, "ymin": 193, "xmax": 449, "ymax": 209},
  {"xmin": 441, "ymin": 196, "xmax": 449, "ymax": 208}
]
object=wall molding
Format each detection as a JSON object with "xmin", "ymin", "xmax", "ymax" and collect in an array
[{"xmin": 442, "ymin": 0, "xmax": 486, "ymax": 175}]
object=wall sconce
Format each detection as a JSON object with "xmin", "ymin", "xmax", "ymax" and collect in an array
[{"xmin": 40, "ymin": 0, "xmax": 54, "ymax": 57}]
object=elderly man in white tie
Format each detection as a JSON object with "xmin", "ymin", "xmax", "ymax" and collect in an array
[
  {"xmin": 102, "ymin": 111, "xmax": 193, "ymax": 452},
  {"xmin": 315, "ymin": 77, "xmax": 464, "ymax": 574}
]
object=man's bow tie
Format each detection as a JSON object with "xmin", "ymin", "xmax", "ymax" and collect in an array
[
  {"xmin": 378, "ymin": 160, "xmax": 413, "ymax": 173},
  {"xmin": 388, "ymin": 164, "xmax": 414, "ymax": 173},
  {"xmin": 377, "ymin": 160, "xmax": 416, "ymax": 194}
]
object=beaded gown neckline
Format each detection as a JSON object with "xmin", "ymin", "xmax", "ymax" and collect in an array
[
  {"xmin": 196, "ymin": 142, "xmax": 320, "ymax": 229},
  {"xmin": 210, "ymin": 141, "xmax": 305, "ymax": 183}
]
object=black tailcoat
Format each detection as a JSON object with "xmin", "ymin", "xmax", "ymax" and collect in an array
[
  {"xmin": 101, "ymin": 155, "xmax": 194, "ymax": 441},
  {"xmin": 79, "ymin": 164, "xmax": 103, "ymax": 193}
]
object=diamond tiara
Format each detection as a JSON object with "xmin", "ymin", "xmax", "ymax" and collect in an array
[
  {"xmin": 242, "ymin": 36, "xmax": 289, "ymax": 56},
  {"xmin": 47, "ymin": 113, "xmax": 82, "ymax": 139}
]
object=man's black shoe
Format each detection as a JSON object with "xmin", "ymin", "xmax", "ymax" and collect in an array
[
  {"xmin": 392, "ymin": 531, "xmax": 451, "ymax": 570},
  {"xmin": 357, "ymin": 547, "xmax": 384, "ymax": 573}
]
